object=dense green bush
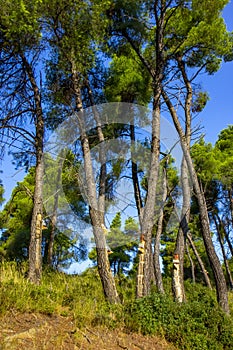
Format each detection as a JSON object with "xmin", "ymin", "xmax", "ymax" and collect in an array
[
  {"xmin": 0, "ymin": 263, "xmax": 233, "ymax": 350},
  {"xmin": 125, "ymin": 284, "xmax": 233, "ymax": 350}
]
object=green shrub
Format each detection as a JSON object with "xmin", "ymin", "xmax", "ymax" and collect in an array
[
  {"xmin": 1, "ymin": 262, "xmax": 233, "ymax": 350},
  {"xmin": 125, "ymin": 287, "xmax": 233, "ymax": 350}
]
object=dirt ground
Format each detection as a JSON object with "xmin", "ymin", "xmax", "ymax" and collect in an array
[{"xmin": 0, "ymin": 311, "xmax": 177, "ymax": 350}]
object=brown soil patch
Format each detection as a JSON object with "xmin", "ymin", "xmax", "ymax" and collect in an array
[{"xmin": 0, "ymin": 311, "xmax": 177, "ymax": 350}]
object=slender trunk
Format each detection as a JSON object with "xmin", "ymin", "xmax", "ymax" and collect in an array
[
  {"xmin": 187, "ymin": 233, "xmax": 212, "ymax": 289},
  {"xmin": 186, "ymin": 241, "xmax": 195, "ymax": 284},
  {"xmin": 220, "ymin": 233, "xmax": 233, "ymax": 290},
  {"xmin": 214, "ymin": 215, "xmax": 233, "ymax": 290},
  {"xmin": 172, "ymin": 56, "xmax": 192, "ymax": 302},
  {"xmin": 72, "ymin": 66, "xmax": 119, "ymax": 303},
  {"xmin": 162, "ymin": 88, "xmax": 229, "ymax": 314},
  {"xmin": 21, "ymin": 54, "xmax": 44, "ymax": 285},
  {"xmin": 47, "ymin": 153, "xmax": 63, "ymax": 266},
  {"xmin": 136, "ymin": 1, "xmax": 165, "ymax": 298},
  {"xmin": 90, "ymin": 207, "xmax": 120, "ymax": 303},
  {"xmin": 86, "ymin": 80, "xmax": 106, "ymax": 218},
  {"xmin": 153, "ymin": 167, "xmax": 167, "ymax": 294},
  {"xmin": 130, "ymin": 124, "xmax": 144, "ymax": 225},
  {"xmin": 137, "ymin": 99, "xmax": 160, "ymax": 298},
  {"xmin": 229, "ymin": 189, "xmax": 233, "ymax": 227},
  {"xmin": 29, "ymin": 157, "xmax": 44, "ymax": 284},
  {"xmin": 224, "ymin": 228, "xmax": 233, "ymax": 257},
  {"xmin": 172, "ymin": 158, "xmax": 189, "ymax": 302}
]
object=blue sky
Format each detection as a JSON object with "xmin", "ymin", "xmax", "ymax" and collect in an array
[
  {"xmin": 199, "ymin": 0, "xmax": 233, "ymax": 144},
  {"xmin": 1, "ymin": 1, "xmax": 233, "ymax": 204}
]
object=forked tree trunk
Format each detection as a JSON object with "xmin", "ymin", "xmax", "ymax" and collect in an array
[
  {"xmin": 136, "ymin": 0, "xmax": 166, "ymax": 298},
  {"xmin": 137, "ymin": 100, "xmax": 160, "ymax": 298},
  {"xmin": 21, "ymin": 54, "xmax": 44, "ymax": 285},
  {"xmin": 122, "ymin": 1, "xmax": 164, "ymax": 298},
  {"xmin": 162, "ymin": 88, "xmax": 229, "ymax": 314}
]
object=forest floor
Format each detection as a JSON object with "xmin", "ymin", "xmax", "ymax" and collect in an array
[{"xmin": 0, "ymin": 311, "xmax": 177, "ymax": 350}]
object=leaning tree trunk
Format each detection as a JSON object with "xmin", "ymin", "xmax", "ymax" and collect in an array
[
  {"xmin": 153, "ymin": 166, "xmax": 167, "ymax": 294},
  {"xmin": 187, "ymin": 233, "xmax": 212, "ymax": 289},
  {"xmin": 136, "ymin": 99, "xmax": 160, "ymax": 298},
  {"xmin": 172, "ymin": 55, "xmax": 192, "ymax": 303},
  {"xmin": 162, "ymin": 88, "xmax": 230, "ymax": 314},
  {"xmin": 224, "ymin": 228, "xmax": 233, "ymax": 257},
  {"xmin": 21, "ymin": 54, "xmax": 44, "ymax": 285},
  {"xmin": 214, "ymin": 215, "xmax": 233, "ymax": 290},
  {"xmin": 229, "ymin": 189, "xmax": 233, "ymax": 227},
  {"xmin": 186, "ymin": 241, "xmax": 196, "ymax": 284},
  {"xmin": 172, "ymin": 158, "xmax": 190, "ymax": 302},
  {"xmin": 47, "ymin": 153, "xmax": 63, "ymax": 266},
  {"xmin": 219, "ymin": 230, "xmax": 233, "ymax": 290},
  {"xmin": 130, "ymin": 124, "xmax": 144, "ymax": 225},
  {"xmin": 72, "ymin": 66, "xmax": 119, "ymax": 303},
  {"xmin": 136, "ymin": 1, "xmax": 166, "ymax": 298}
]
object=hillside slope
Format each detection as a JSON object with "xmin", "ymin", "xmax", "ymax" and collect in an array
[{"xmin": 0, "ymin": 312, "xmax": 177, "ymax": 350}]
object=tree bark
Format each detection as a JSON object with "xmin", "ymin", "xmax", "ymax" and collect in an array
[
  {"xmin": 172, "ymin": 56, "xmax": 192, "ymax": 303},
  {"xmin": 186, "ymin": 241, "xmax": 196, "ymax": 284},
  {"xmin": 72, "ymin": 65, "xmax": 119, "ymax": 303},
  {"xmin": 162, "ymin": 87, "xmax": 229, "ymax": 314},
  {"xmin": 214, "ymin": 215, "xmax": 233, "ymax": 290},
  {"xmin": 47, "ymin": 153, "xmax": 64, "ymax": 266},
  {"xmin": 136, "ymin": 0, "xmax": 166, "ymax": 298},
  {"xmin": 228, "ymin": 189, "xmax": 233, "ymax": 227},
  {"xmin": 20, "ymin": 54, "xmax": 44, "ymax": 285},
  {"xmin": 153, "ymin": 167, "xmax": 167, "ymax": 294},
  {"xmin": 130, "ymin": 124, "xmax": 144, "ymax": 225},
  {"xmin": 172, "ymin": 158, "xmax": 189, "ymax": 302},
  {"xmin": 136, "ymin": 99, "xmax": 160, "ymax": 298},
  {"xmin": 187, "ymin": 232, "xmax": 212, "ymax": 289}
]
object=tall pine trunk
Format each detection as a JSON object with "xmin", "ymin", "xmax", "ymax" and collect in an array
[
  {"xmin": 172, "ymin": 159, "xmax": 189, "ymax": 302},
  {"xmin": 186, "ymin": 241, "xmax": 196, "ymax": 284},
  {"xmin": 47, "ymin": 153, "xmax": 63, "ymax": 266},
  {"xmin": 136, "ymin": 1, "xmax": 166, "ymax": 298},
  {"xmin": 20, "ymin": 54, "xmax": 44, "ymax": 285},
  {"xmin": 153, "ymin": 167, "xmax": 167, "ymax": 294},
  {"xmin": 172, "ymin": 56, "xmax": 192, "ymax": 303},
  {"xmin": 162, "ymin": 88, "xmax": 229, "ymax": 314},
  {"xmin": 137, "ymin": 100, "xmax": 160, "ymax": 297},
  {"xmin": 187, "ymin": 233, "xmax": 212, "ymax": 289},
  {"xmin": 72, "ymin": 66, "xmax": 119, "ymax": 303},
  {"xmin": 214, "ymin": 215, "xmax": 233, "ymax": 290}
]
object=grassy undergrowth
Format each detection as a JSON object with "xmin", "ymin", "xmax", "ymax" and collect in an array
[{"xmin": 0, "ymin": 262, "xmax": 233, "ymax": 350}]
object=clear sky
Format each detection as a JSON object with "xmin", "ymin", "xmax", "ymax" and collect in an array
[
  {"xmin": 199, "ymin": 0, "xmax": 233, "ymax": 144},
  {"xmin": 1, "ymin": 1, "xmax": 233, "ymax": 204}
]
